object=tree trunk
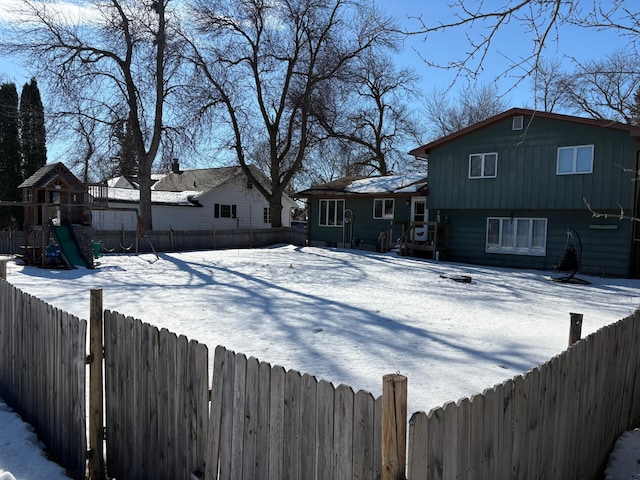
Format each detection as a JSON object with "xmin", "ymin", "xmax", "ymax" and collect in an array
[
  {"xmin": 270, "ymin": 196, "xmax": 284, "ymax": 228},
  {"xmin": 137, "ymin": 153, "xmax": 153, "ymax": 230}
]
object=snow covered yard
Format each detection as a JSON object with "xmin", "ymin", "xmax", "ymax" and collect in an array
[
  {"xmin": 3, "ymin": 244, "xmax": 640, "ymax": 479},
  {"xmin": 4, "ymin": 244, "xmax": 640, "ymax": 413}
]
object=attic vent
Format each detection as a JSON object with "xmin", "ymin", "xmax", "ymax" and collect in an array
[
  {"xmin": 246, "ymin": 179, "xmax": 253, "ymax": 189},
  {"xmin": 512, "ymin": 115, "xmax": 524, "ymax": 130}
]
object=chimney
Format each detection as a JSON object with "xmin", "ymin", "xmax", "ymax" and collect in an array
[{"xmin": 171, "ymin": 158, "xmax": 181, "ymax": 174}]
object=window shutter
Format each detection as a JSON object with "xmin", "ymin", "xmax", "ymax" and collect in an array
[
  {"xmin": 232, "ymin": 205, "xmax": 237, "ymax": 218},
  {"xmin": 214, "ymin": 204, "xmax": 220, "ymax": 218}
]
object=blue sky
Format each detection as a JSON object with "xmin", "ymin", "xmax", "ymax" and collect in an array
[
  {"xmin": 376, "ymin": 1, "xmax": 632, "ymax": 109},
  {"xmin": 0, "ymin": 0, "xmax": 632, "ymax": 161},
  {"xmin": 1, "ymin": 0, "xmax": 630, "ymax": 106}
]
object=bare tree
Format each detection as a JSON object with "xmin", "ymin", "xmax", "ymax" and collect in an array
[
  {"xmin": 424, "ymin": 83, "xmax": 509, "ymax": 139},
  {"xmin": 183, "ymin": 0, "xmax": 394, "ymax": 227},
  {"xmin": 563, "ymin": 50, "xmax": 640, "ymax": 123},
  {"xmin": 314, "ymin": 53, "xmax": 422, "ymax": 176},
  {"xmin": 409, "ymin": 1, "xmax": 640, "ymax": 87},
  {"xmin": 0, "ymin": 0, "xmax": 184, "ymax": 229},
  {"xmin": 532, "ymin": 58, "xmax": 576, "ymax": 113},
  {"xmin": 300, "ymin": 138, "xmax": 366, "ymax": 186}
]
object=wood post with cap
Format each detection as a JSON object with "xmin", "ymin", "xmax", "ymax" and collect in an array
[
  {"xmin": 0, "ymin": 258, "xmax": 6, "ymax": 280},
  {"xmin": 569, "ymin": 312, "xmax": 583, "ymax": 347}
]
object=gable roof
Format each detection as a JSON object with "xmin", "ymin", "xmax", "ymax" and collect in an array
[
  {"xmin": 294, "ymin": 173, "xmax": 428, "ymax": 198},
  {"xmin": 94, "ymin": 164, "xmax": 298, "ymax": 208},
  {"xmin": 89, "ymin": 185, "xmax": 202, "ymax": 206},
  {"xmin": 152, "ymin": 165, "xmax": 268, "ymax": 192},
  {"xmin": 409, "ymin": 107, "xmax": 640, "ymax": 159},
  {"xmin": 18, "ymin": 162, "xmax": 85, "ymax": 190}
]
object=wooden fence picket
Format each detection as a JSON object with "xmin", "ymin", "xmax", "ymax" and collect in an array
[
  {"xmin": 316, "ymin": 379, "xmax": 335, "ymax": 479},
  {"xmin": 353, "ymin": 390, "xmax": 377, "ymax": 479},
  {"xmin": 442, "ymin": 400, "xmax": 458, "ymax": 479},
  {"xmin": 283, "ymin": 369, "xmax": 301, "ymax": 479},
  {"xmin": 242, "ymin": 356, "xmax": 260, "ymax": 480},
  {"xmin": 268, "ymin": 365, "xmax": 285, "ymax": 480},
  {"xmin": 468, "ymin": 393, "xmax": 483, "ymax": 479},
  {"xmin": 230, "ymin": 352, "xmax": 247, "ymax": 480},
  {"xmin": 300, "ymin": 373, "xmax": 318, "ymax": 479},
  {"xmin": 408, "ymin": 411, "xmax": 428, "ymax": 480},
  {"xmin": 334, "ymin": 384, "xmax": 355, "ymax": 480}
]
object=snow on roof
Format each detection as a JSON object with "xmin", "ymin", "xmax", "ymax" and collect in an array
[
  {"xmin": 344, "ymin": 173, "xmax": 427, "ymax": 194},
  {"xmin": 89, "ymin": 185, "xmax": 201, "ymax": 206}
]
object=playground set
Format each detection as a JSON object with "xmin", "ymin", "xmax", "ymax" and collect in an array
[
  {"xmin": 3, "ymin": 162, "xmax": 159, "ymax": 269},
  {"xmin": 12, "ymin": 162, "xmax": 95, "ymax": 269}
]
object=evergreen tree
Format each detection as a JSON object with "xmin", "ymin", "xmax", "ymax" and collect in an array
[
  {"xmin": 112, "ymin": 116, "xmax": 138, "ymax": 177},
  {"xmin": 0, "ymin": 82, "xmax": 22, "ymax": 229},
  {"xmin": 20, "ymin": 77, "xmax": 46, "ymax": 178}
]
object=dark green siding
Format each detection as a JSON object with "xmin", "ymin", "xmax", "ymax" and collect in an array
[
  {"xmin": 307, "ymin": 197, "xmax": 414, "ymax": 250},
  {"xmin": 441, "ymin": 209, "xmax": 633, "ymax": 277},
  {"xmin": 429, "ymin": 115, "xmax": 638, "ymax": 211}
]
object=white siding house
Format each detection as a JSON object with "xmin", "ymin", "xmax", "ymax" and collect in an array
[{"xmin": 91, "ymin": 165, "xmax": 296, "ymax": 231}]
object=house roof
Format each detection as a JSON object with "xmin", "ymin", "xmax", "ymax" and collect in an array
[
  {"xmin": 294, "ymin": 173, "xmax": 428, "ymax": 198},
  {"xmin": 409, "ymin": 107, "xmax": 640, "ymax": 159},
  {"xmin": 18, "ymin": 162, "xmax": 85, "ymax": 190},
  {"xmin": 89, "ymin": 185, "xmax": 202, "ymax": 206},
  {"xmin": 94, "ymin": 164, "xmax": 298, "ymax": 208},
  {"xmin": 152, "ymin": 165, "xmax": 267, "ymax": 192}
]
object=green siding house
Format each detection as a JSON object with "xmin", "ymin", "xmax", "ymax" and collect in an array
[
  {"xmin": 409, "ymin": 108, "xmax": 640, "ymax": 277},
  {"xmin": 295, "ymin": 174, "xmax": 428, "ymax": 252}
]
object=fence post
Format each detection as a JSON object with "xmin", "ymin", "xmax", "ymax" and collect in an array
[
  {"xmin": 0, "ymin": 258, "xmax": 7, "ymax": 280},
  {"xmin": 382, "ymin": 373, "xmax": 408, "ymax": 480},
  {"xmin": 569, "ymin": 312, "xmax": 583, "ymax": 347},
  {"xmin": 88, "ymin": 288, "xmax": 105, "ymax": 480}
]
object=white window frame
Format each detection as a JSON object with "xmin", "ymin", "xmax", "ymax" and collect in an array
[
  {"xmin": 214, "ymin": 203, "xmax": 237, "ymax": 219},
  {"xmin": 556, "ymin": 145, "xmax": 594, "ymax": 175},
  {"xmin": 373, "ymin": 198, "xmax": 395, "ymax": 219},
  {"xmin": 512, "ymin": 115, "xmax": 524, "ymax": 130},
  {"xmin": 319, "ymin": 199, "xmax": 344, "ymax": 227},
  {"xmin": 486, "ymin": 217, "xmax": 547, "ymax": 256},
  {"xmin": 263, "ymin": 207, "xmax": 271, "ymax": 224},
  {"xmin": 469, "ymin": 153, "xmax": 498, "ymax": 179}
]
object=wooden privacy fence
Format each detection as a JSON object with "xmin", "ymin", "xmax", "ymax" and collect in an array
[
  {"xmin": 205, "ymin": 345, "xmax": 383, "ymax": 480},
  {"xmin": 91, "ymin": 226, "xmax": 306, "ymax": 254},
  {"xmin": 407, "ymin": 310, "xmax": 640, "ymax": 480},
  {"xmin": 103, "ymin": 311, "xmax": 210, "ymax": 480},
  {"xmin": 0, "ymin": 277, "xmax": 87, "ymax": 480},
  {"xmin": 99, "ymin": 309, "xmax": 385, "ymax": 480},
  {"xmin": 0, "ymin": 227, "xmax": 306, "ymax": 256},
  {"xmin": 3, "ymin": 257, "xmax": 640, "ymax": 480}
]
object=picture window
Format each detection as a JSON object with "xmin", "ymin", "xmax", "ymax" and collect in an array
[{"xmin": 486, "ymin": 217, "xmax": 547, "ymax": 256}]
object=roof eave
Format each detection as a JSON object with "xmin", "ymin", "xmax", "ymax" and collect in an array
[{"xmin": 409, "ymin": 107, "xmax": 640, "ymax": 157}]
